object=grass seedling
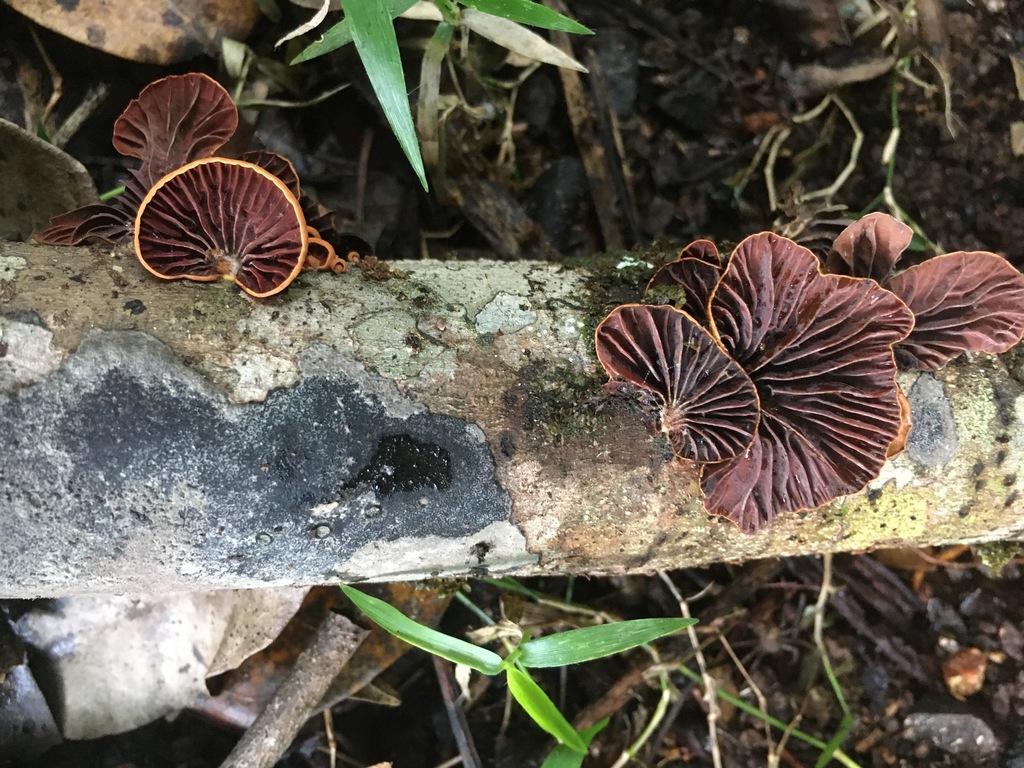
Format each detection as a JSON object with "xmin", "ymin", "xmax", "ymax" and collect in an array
[{"xmin": 341, "ymin": 583, "xmax": 693, "ymax": 764}]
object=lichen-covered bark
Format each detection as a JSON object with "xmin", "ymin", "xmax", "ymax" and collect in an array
[{"xmin": 1, "ymin": 241, "xmax": 1022, "ymax": 597}]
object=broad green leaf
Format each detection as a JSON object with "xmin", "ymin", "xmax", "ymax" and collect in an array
[
  {"xmin": 345, "ymin": 0, "xmax": 428, "ymax": 190},
  {"xmin": 291, "ymin": 0, "xmax": 417, "ymax": 64},
  {"xmin": 540, "ymin": 718, "xmax": 609, "ymax": 768},
  {"xmin": 461, "ymin": 0, "xmax": 591, "ymax": 34},
  {"xmin": 518, "ymin": 618, "xmax": 696, "ymax": 668},
  {"xmin": 505, "ymin": 665, "xmax": 587, "ymax": 754},
  {"xmin": 341, "ymin": 585, "xmax": 503, "ymax": 674}
]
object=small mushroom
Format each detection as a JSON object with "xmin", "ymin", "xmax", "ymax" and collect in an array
[
  {"xmin": 595, "ymin": 304, "xmax": 759, "ymax": 464},
  {"xmin": 826, "ymin": 211, "xmax": 912, "ymax": 282},
  {"xmin": 702, "ymin": 232, "xmax": 914, "ymax": 532},
  {"xmin": 241, "ymin": 150, "xmax": 301, "ymax": 198},
  {"xmin": 114, "ymin": 72, "xmax": 238, "ymax": 193},
  {"xmin": 241, "ymin": 149, "xmax": 365, "ymax": 273},
  {"xmin": 133, "ymin": 157, "xmax": 338, "ymax": 298},
  {"xmin": 645, "ymin": 240, "xmax": 723, "ymax": 321},
  {"xmin": 885, "ymin": 251, "xmax": 1024, "ymax": 370},
  {"xmin": 827, "ymin": 213, "xmax": 1024, "ymax": 370}
]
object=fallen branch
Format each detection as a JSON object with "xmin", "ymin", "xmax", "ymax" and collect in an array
[{"xmin": 1, "ymin": 241, "xmax": 1022, "ymax": 598}]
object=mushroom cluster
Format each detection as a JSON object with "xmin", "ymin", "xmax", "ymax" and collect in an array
[
  {"xmin": 596, "ymin": 216, "xmax": 1024, "ymax": 533},
  {"xmin": 37, "ymin": 73, "xmax": 358, "ymax": 298}
]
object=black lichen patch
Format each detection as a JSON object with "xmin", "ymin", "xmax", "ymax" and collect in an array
[
  {"xmin": 0, "ymin": 331, "xmax": 512, "ymax": 592},
  {"xmin": 470, "ymin": 541, "xmax": 491, "ymax": 563},
  {"xmin": 348, "ymin": 434, "xmax": 452, "ymax": 496}
]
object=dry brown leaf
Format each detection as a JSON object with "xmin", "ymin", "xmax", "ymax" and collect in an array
[
  {"xmin": 5, "ymin": 0, "xmax": 261, "ymax": 64},
  {"xmin": 0, "ymin": 118, "xmax": 97, "ymax": 241}
]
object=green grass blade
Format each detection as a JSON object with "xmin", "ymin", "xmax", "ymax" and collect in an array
[
  {"xmin": 519, "ymin": 618, "xmax": 696, "ymax": 668},
  {"xmin": 540, "ymin": 718, "xmax": 608, "ymax": 768},
  {"xmin": 815, "ymin": 630, "xmax": 854, "ymax": 767},
  {"xmin": 483, "ymin": 576, "xmax": 545, "ymax": 599},
  {"xmin": 341, "ymin": 585, "xmax": 503, "ymax": 674},
  {"xmin": 505, "ymin": 665, "xmax": 587, "ymax": 754},
  {"xmin": 461, "ymin": 0, "xmax": 591, "ymax": 33},
  {"xmin": 99, "ymin": 185, "xmax": 126, "ymax": 201},
  {"xmin": 345, "ymin": 0, "xmax": 428, "ymax": 189},
  {"xmin": 291, "ymin": 0, "xmax": 417, "ymax": 64}
]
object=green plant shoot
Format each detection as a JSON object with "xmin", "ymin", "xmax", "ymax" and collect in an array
[
  {"xmin": 342, "ymin": 584, "xmax": 695, "ymax": 756},
  {"xmin": 341, "ymin": 584, "xmax": 503, "ymax": 674},
  {"xmin": 343, "ymin": 0, "xmax": 427, "ymax": 189},
  {"xmin": 460, "ymin": 0, "xmax": 591, "ymax": 33},
  {"xmin": 540, "ymin": 718, "xmax": 609, "ymax": 768},
  {"xmin": 519, "ymin": 617, "xmax": 697, "ymax": 668},
  {"xmin": 506, "ymin": 664, "xmax": 587, "ymax": 752}
]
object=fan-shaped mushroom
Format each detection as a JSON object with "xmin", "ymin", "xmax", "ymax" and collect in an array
[
  {"xmin": 595, "ymin": 304, "xmax": 759, "ymax": 464},
  {"xmin": 702, "ymin": 232, "xmax": 914, "ymax": 532},
  {"xmin": 827, "ymin": 213, "xmax": 1024, "ymax": 370},
  {"xmin": 134, "ymin": 157, "xmax": 338, "ymax": 298},
  {"xmin": 644, "ymin": 240, "xmax": 722, "ymax": 322}
]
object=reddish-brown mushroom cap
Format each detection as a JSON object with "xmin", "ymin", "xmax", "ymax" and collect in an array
[
  {"xmin": 134, "ymin": 158, "xmax": 309, "ymax": 299},
  {"xmin": 114, "ymin": 73, "xmax": 238, "ymax": 190},
  {"xmin": 36, "ymin": 204, "xmax": 129, "ymax": 246},
  {"xmin": 703, "ymin": 232, "xmax": 914, "ymax": 532},
  {"xmin": 885, "ymin": 251, "xmax": 1024, "ymax": 370},
  {"xmin": 595, "ymin": 304, "xmax": 759, "ymax": 464},
  {"xmin": 300, "ymin": 229, "xmax": 345, "ymax": 274},
  {"xmin": 645, "ymin": 244, "xmax": 723, "ymax": 323},
  {"xmin": 826, "ymin": 212, "xmax": 913, "ymax": 282},
  {"xmin": 677, "ymin": 239, "xmax": 721, "ymax": 265},
  {"xmin": 241, "ymin": 150, "xmax": 302, "ymax": 199},
  {"xmin": 825, "ymin": 213, "xmax": 1024, "ymax": 370}
]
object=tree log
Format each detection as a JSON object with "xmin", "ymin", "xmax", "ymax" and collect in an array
[{"xmin": 1, "ymin": 241, "xmax": 1022, "ymax": 598}]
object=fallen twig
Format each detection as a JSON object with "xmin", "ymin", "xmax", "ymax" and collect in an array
[{"xmin": 220, "ymin": 611, "xmax": 367, "ymax": 768}]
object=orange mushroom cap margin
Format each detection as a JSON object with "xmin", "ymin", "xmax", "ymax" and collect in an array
[
  {"xmin": 702, "ymin": 232, "xmax": 914, "ymax": 533},
  {"xmin": 134, "ymin": 158, "xmax": 309, "ymax": 299},
  {"xmin": 595, "ymin": 304, "xmax": 760, "ymax": 465}
]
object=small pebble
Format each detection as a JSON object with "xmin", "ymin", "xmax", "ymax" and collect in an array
[{"xmin": 902, "ymin": 713, "xmax": 998, "ymax": 759}]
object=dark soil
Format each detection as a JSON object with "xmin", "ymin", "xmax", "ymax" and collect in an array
[{"xmin": 2, "ymin": 0, "xmax": 1024, "ymax": 766}]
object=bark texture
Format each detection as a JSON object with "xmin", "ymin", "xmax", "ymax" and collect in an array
[{"xmin": 1, "ymin": 241, "xmax": 1022, "ymax": 598}]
